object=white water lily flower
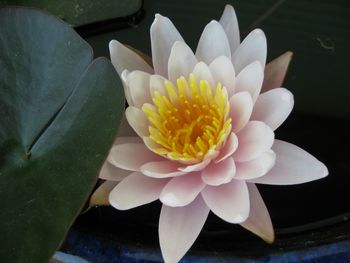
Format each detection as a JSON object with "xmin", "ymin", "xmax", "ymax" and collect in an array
[{"xmin": 99, "ymin": 5, "xmax": 328, "ymax": 263}]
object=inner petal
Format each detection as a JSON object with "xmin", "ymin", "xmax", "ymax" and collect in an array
[{"xmin": 142, "ymin": 73, "xmax": 232, "ymax": 164}]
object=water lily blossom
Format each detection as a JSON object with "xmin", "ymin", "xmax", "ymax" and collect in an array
[{"xmin": 99, "ymin": 5, "xmax": 328, "ymax": 263}]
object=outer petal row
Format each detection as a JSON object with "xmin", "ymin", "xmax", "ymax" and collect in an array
[
  {"xmin": 159, "ymin": 196, "xmax": 209, "ymax": 263},
  {"xmin": 251, "ymin": 140, "xmax": 328, "ymax": 185}
]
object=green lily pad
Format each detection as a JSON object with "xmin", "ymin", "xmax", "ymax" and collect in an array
[
  {"xmin": 0, "ymin": 7, "xmax": 124, "ymax": 263},
  {"xmin": 1, "ymin": 0, "xmax": 142, "ymax": 26}
]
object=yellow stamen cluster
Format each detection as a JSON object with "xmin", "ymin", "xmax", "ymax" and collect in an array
[{"xmin": 142, "ymin": 74, "xmax": 232, "ymax": 164}]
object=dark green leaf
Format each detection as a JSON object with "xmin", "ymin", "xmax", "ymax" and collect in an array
[
  {"xmin": 0, "ymin": 0, "xmax": 142, "ymax": 26},
  {"xmin": 0, "ymin": 7, "xmax": 124, "ymax": 263}
]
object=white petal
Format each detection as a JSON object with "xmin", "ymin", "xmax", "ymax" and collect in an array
[
  {"xmin": 99, "ymin": 162, "xmax": 131, "ymax": 181},
  {"xmin": 109, "ymin": 172, "xmax": 168, "ymax": 210},
  {"xmin": 141, "ymin": 161, "xmax": 186, "ymax": 178},
  {"xmin": 202, "ymin": 158, "xmax": 236, "ymax": 186},
  {"xmin": 262, "ymin": 51, "xmax": 293, "ymax": 92},
  {"xmin": 219, "ymin": 5, "xmax": 240, "ymax": 53},
  {"xmin": 108, "ymin": 143, "xmax": 162, "ymax": 171},
  {"xmin": 160, "ymin": 172, "xmax": 205, "ymax": 207},
  {"xmin": 240, "ymin": 183, "xmax": 274, "ymax": 243},
  {"xmin": 109, "ymin": 40, "xmax": 153, "ymax": 75},
  {"xmin": 209, "ymin": 56, "xmax": 235, "ymax": 96},
  {"xmin": 233, "ymin": 121, "xmax": 274, "ymax": 162},
  {"xmin": 232, "ymin": 29, "xmax": 267, "ymax": 74},
  {"xmin": 229, "ymin": 91, "xmax": 253, "ymax": 133},
  {"xmin": 215, "ymin": 132, "xmax": 239, "ymax": 163},
  {"xmin": 235, "ymin": 61, "xmax": 264, "ymax": 102},
  {"xmin": 196, "ymin": 21, "xmax": 231, "ymax": 64},
  {"xmin": 251, "ymin": 88, "xmax": 294, "ymax": 131},
  {"xmin": 151, "ymin": 14, "xmax": 184, "ymax": 77},
  {"xmin": 125, "ymin": 106, "xmax": 149, "ymax": 137},
  {"xmin": 251, "ymin": 140, "xmax": 328, "ymax": 185},
  {"xmin": 168, "ymin": 41, "xmax": 197, "ymax": 83},
  {"xmin": 149, "ymin": 74, "xmax": 167, "ymax": 96},
  {"xmin": 159, "ymin": 196, "xmax": 209, "ymax": 263},
  {"xmin": 202, "ymin": 180, "xmax": 250, "ymax": 223},
  {"xmin": 126, "ymin": 71, "xmax": 152, "ymax": 108},
  {"xmin": 235, "ymin": 150, "xmax": 276, "ymax": 180},
  {"xmin": 192, "ymin": 62, "xmax": 215, "ymax": 90}
]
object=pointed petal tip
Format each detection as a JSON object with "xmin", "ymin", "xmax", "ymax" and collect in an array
[
  {"xmin": 247, "ymin": 226, "xmax": 275, "ymax": 244},
  {"xmin": 319, "ymin": 161, "xmax": 329, "ymax": 179},
  {"xmin": 264, "ymin": 232, "xmax": 275, "ymax": 244},
  {"xmin": 224, "ymin": 4, "xmax": 234, "ymax": 10},
  {"xmin": 153, "ymin": 13, "xmax": 168, "ymax": 26},
  {"xmin": 154, "ymin": 13, "xmax": 162, "ymax": 20},
  {"xmin": 252, "ymin": 28, "xmax": 265, "ymax": 35},
  {"xmin": 262, "ymin": 51, "xmax": 294, "ymax": 92},
  {"xmin": 109, "ymin": 39, "xmax": 118, "ymax": 49}
]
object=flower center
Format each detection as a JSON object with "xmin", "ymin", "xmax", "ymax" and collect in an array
[{"xmin": 142, "ymin": 74, "xmax": 232, "ymax": 164}]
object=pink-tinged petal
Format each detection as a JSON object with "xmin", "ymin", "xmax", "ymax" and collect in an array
[
  {"xmin": 251, "ymin": 88, "xmax": 294, "ymax": 131},
  {"xmin": 159, "ymin": 195, "xmax": 209, "ymax": 263},
  {"xmin": 202, "ymin": 158, "xmax": 236, "ymax": 186},
  {"xmin": 90, "ymin": 180, "xmax": 119, "ymax": 207},
  {"xmin": 196, "ymin": 21, "xmax": 231, "ymax": 64},
  {"xmin": 109, "ymin": 40, "xmax": 153, "ymax": 75},
  {"xmin": 151, "ymin": 14, "xmax": 184, "ymax": 77},
  {"xmin": 232, "ymin": 29, "xmax": 267, "ymax": 74},
  {"xmin": 235, "ymin": 150, "xmax": 276, "ymax": 180},
  {"xmin": 99, "ymin": 162, "xmax": 131, "ymax": 181},
  {"xmin": 126, "ymin": 71, "xmax": 152, "ymax": 108},
  {"xmin": 251, "ymin": 140, "xmax": 328, "ymax": 185},
  {"xmin": 116, "ymin": 114, "xmax": 138, "ymax": 138},
  {"xmin": 219, "ymin": 4, "xmax": 240, "ymax": 53},
  {"xmin": 215, "ymin": 132, "xmax": 238, "ymax": 163},
  {"xmin": 234, "ymin": 61, "xmax": 264, "ymax": 102},
  {"xmin": 229, "ymin": 91, "xmax": 253, "ymax": 133},
  {"xmin": 209, "ymin": 56, "xmax": 235, "ymax": 96},
  {"xmin": 168, "ymin": 41, "xmax": 197, "ymax": 83},
  {"xmin": 150, "ymin": 74, "xmax": 167, "ymax": 96},
  {"xmin": 125, "ymin": 106, "xmax": 149, "ymax": 137},
  {"xmin": 121, "ymin": 70, "xmax": 133, "ymax": 106},
  {"xmin": 160, "ymin": 172, "xmax": 205, "ymax": 207},
  {"xmin": 109, "ymin": 172, "xmax": 169, "ymax": 210},
  {"xmin": 202, "ymin": 180, "xmax": 250, "ymax": 223},
  {"xmin": 108, "ymin": 143, "xmax": 162, "ymax": 171},
  {"xmin": 233, "ymin": 121, "xmax": 274, "ymax": 162},
  {"xmin": 141, "ymin": 161, "xmax": 186, "ymax": 178},
  {"xmin": 179, "ymin": 157, "xmax": 211, "ymax": 173},
  {"xmin": 192, "ymin": 62, "xmax": 215, "ymax": 89},
  {"xmin": 262, "ymin": 51, "xmax": 293, "ymax": 92},
  {"xmin": 240, "ymin": 183, "xmax": 274, "ymax": 243}
]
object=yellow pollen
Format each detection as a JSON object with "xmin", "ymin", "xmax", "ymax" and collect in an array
[{"xmin": 142, "ymin": 74, "xmax": 232, "ymax": 164}]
